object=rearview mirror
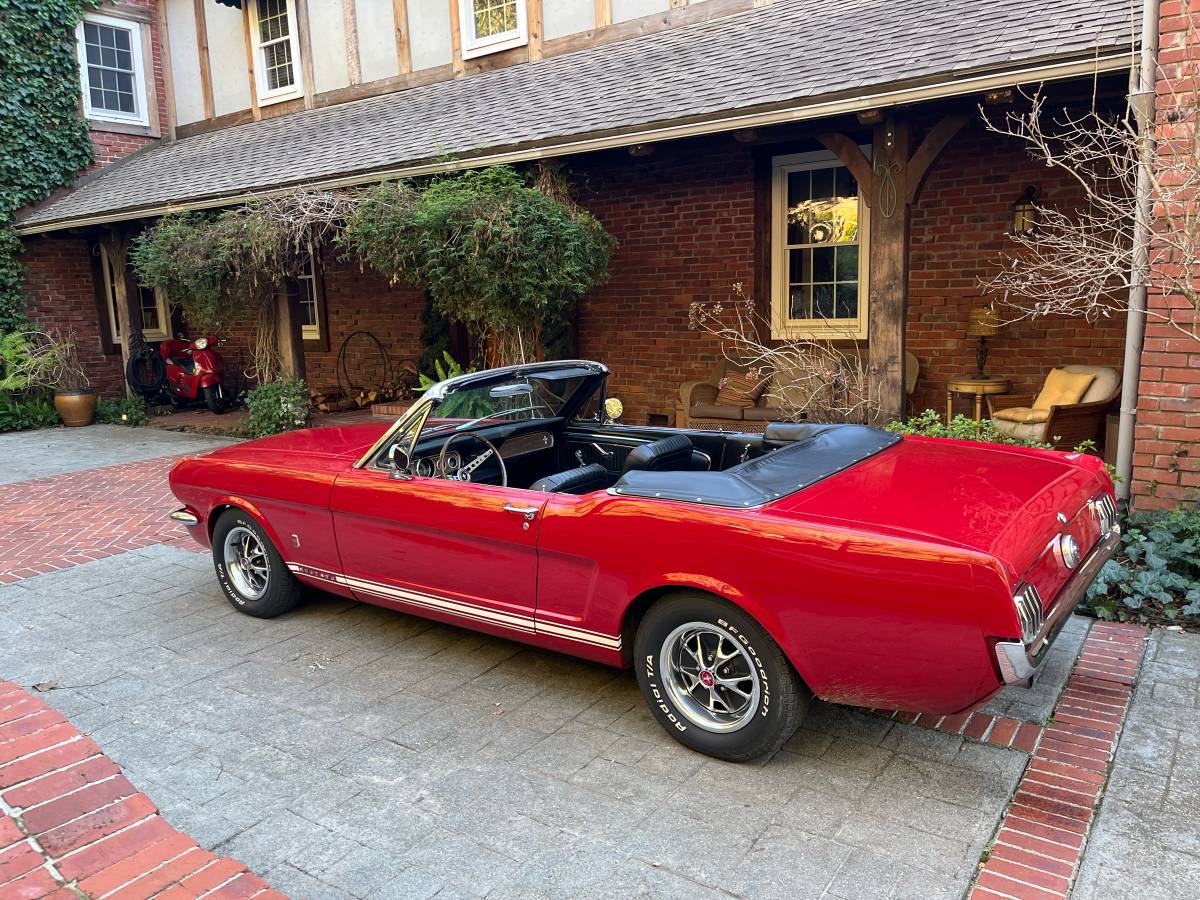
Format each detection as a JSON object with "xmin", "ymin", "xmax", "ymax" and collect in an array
[
  {"xmin": 604, "ymin": 397, "xmax": 623, "ymax": 423},
  {"xmin": 388, "ymin": 444, "xmax": 413, "ymax": 480},
  {"xmin": 489, "ymin": 383, "xmax": 533, "ymax": 399}
]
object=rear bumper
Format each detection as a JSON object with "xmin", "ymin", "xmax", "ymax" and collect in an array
[{"xmin": 994, "ymin": 526, "xmax": 1121, "ymax": 685}]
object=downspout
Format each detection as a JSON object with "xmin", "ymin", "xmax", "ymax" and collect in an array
[{"xmin": 1115, "ymin": 0, "xmax": 1161, "ymax": 501}]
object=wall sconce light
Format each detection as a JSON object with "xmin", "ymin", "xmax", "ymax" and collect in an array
[
  {"xmin": 628, "ymin": 143, "xmax": 655, "ymax": 158},
  {"xmin": 1011, "ymin": 185, "xmax": 1038, "ymax": 235}
]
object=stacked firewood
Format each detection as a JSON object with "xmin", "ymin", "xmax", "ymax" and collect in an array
[{"xmin": 308, "ymin": 380, "xmax": 410, "ymax": 413}]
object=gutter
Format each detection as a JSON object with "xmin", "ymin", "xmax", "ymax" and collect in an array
[
  {"xmin": 1115, "ymin": 0, "xmax": 1161, "ymax": 501},
  {"xmin": 15, "ymin": 50, "xmax": 1130, "ymax": 236}
]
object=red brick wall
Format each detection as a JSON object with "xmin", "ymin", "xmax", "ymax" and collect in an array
[
  {"xmin": 907, "ymin": 125, "xmax": 1127, "ymax": 415},
  {"xmin": 20, "ymin": 235, "xmax": 125, "ymax": 397},
  {"xmin": 572, "ymin": 139, "xmax": 756, "ymax": 423},
  {"xmin": 300, "ymin": 249, "xmax": 425, "ymax": 395},
  {"xmin": 566, "ymin": 130, "xmax": 1126, "ymax": 426},
  {"xmin": 82, "ymin": 0, "xmax": 169, "ymax": 171},
  {"xmin": 1131, "ymin": 0, "xmax": 1200, "ymax": 509}
]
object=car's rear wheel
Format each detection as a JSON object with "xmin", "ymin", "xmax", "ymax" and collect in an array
[
  {"xmin": 211, "ymin": 510, "xmax": 303, "ymax": 618},
  {"xmin": 634, "ymin": 591, "xmax": 809, "ymax": 762}
]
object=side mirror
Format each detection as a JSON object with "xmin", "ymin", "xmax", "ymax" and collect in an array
[
  {"xmin": 604, "ymin": 397, "xmax": 624, "ymax": 423},
  {"xmin": 388, "ymin": 444, "xmax": 413, "ymax": 480}
]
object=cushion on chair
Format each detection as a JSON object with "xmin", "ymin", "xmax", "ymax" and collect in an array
[
  {"xmin": 529, "ymin": 463, "xmax": 609, "ymax": 494},
  {"xmin": 992, "ymin": 406, "xmax": 1051, "ymax": 424},
  {"xmin": 715, "ymin": 371, "xmax": 766, "ymax": 407},
  {"xmin": 1034, "ymin": 368, "xmax": 1096, "ymax": 410},
  {"xmin": 742, "ymin": 406, "xmax": 785, "ymax": 422},
  {"xmin": 1061, "ymin": 365, "xmax": 1120, "ymax": 403},
  {"xmin": 690, "ymin": 403, "xmax": 744, "ymax": 420},
  {"xmin": 992, "ymin": 418, "xmax": 1049, "ymax": 442},
  {"xmin": 624, "ymin": 435, "xmax": 694, "ymax": 472}
]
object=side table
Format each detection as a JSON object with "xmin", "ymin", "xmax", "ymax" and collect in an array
[{"xmin": 946, "ymin": 376, "xmax": 1011, "ymax": 421}]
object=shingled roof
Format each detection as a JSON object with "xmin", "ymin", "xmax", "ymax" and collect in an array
[{"xmin": 19, "ymin": 0, "xmax": 1135, "ymax": 233}]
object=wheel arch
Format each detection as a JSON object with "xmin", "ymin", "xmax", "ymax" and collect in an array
[
  {"xmin": 620, "ymin": 583, "xmax": 809, "ymax": 686},
  {"xmin": 207, "ymin": 498, "xmax": 285, "ymax": 553}
]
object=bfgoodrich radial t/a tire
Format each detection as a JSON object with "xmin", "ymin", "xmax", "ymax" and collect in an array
[
  {"xmin": 635, "ymin": 592, "xmax": 809, "ymax": 762},
  {"xmin": 211, "ymin": 510, "xmax": 303, "ymax": 618}
]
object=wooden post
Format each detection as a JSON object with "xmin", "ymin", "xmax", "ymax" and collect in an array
[
  {"xmin": 193, "ymin": 0, "xmax": 215, "ymax": 120},
  {"xmin": 392, "ymin": 0, "xmax": 412, "ymax": 73},
  {"xmin": 816, "ymin": 113, "xmax": 969, "ymax": 422},
  {"xmin": 99, "ymin": 227, "xmax": 145, "ymax": 393},
  {"xmin": 276, "ymin": 287, "xmax": 307, "ymax": 381},
  {"xmin": 526, "ymin": 0, "xmax": 543, "ymax": 61}
]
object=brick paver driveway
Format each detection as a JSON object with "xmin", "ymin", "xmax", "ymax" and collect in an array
[{"xmin": 2, "ymin": 425, "xmax": 1195, "ymax": 899}]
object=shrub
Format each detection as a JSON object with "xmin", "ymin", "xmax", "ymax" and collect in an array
[
  {"xmin": 0, "ymin": 393, "xmax": 58, "ymax": 432},
  {"xmin": 244, "ymin": 379, "xmax": 309, "ymax": 438},
  {"xmin": 885, "ymin": 409, "xmax": 1052, "ymax": 448},
  {"xmin": 96, "ymin": 395, "xmax": 148, "ymax": 426},
  {"xmin": 1086, "ymin": 506, "xmax": 1200, "ymax": 625}
]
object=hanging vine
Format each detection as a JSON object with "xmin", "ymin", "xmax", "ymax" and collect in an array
[{"xmin": 0, "ymin": 0, "xmax": 99, "ymax": 334}]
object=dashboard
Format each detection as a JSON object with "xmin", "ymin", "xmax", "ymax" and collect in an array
[{"xmin": 410, "ymin": 429, "xmax": 555, "ymax": 481}]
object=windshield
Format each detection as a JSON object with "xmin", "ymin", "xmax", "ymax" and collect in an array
[{"xmin": 420, "ymin": 373, "xmax": 589, "ymax": 437}]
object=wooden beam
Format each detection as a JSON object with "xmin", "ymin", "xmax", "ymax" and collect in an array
[
  {"xmin": 594, "ymin": 0, "xmax": 612, "ymax": 28},
  {"xmin": 526, "ymin": 0, "xmax": 543, "ymax": 61},
  {"xmin": 905, "ymin": 113, "xmax": 970, "ymax": 206},
  {"xmin": 867, "ymin": 119, "xmax": 911, "ymax": 424},
  {"xmin": 343, "ymin": 0, "xmax": 362, "ymax": 84},
  {"xmin": 448, "ymin": 0, "xmax": 463, "ymax": 75},
  {"xmin": 815, "ymin": 133, "xmax": 874, "ymax": 204},
  {"xmin": 392, "ymin": 0, "xmax": 412, "ymax": 73},
  {"xmin": 295, "ymin": 0, "xmax": 317, "ymax": 108},
  {"xmin": 669, "ymin": 0, "xmax": 688, "ymax": 7},
  {"xmin": 241, "ymin": 1, "xmax": 261, "ymax": 120},
  {"xmin": 192, "ymin": 0, "xmax": 214, "ymax": 120},
  {"xmin": 276, "ymin": 288, "xmax": 306, "ymax": 381},
  {"xmin": 155, "ymin": 0, "xmax": 176, "ymax": 140},
  {"xmin": 99, "ymin": 227, "xmax": 144, "ymax": 390}
]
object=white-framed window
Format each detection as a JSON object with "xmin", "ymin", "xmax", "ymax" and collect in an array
[
  {"xmin": 76, "ymin": 13, "xmax": 149, "ymax": 126},
  {"xmin": 296, "ymin": 248, "xmax": 321, "ymax": 340},
  {"xmin": 101, "ymin": 247, "xmax": 170, "ymax": 343},
  {"xmin": 458, "ymin": 0, "xmax": 528, "ymax": 59},
  {"xmin": 248, "ymin": 0, "xmax": 303, "ymax": 104},
  {"xmin": 771, "ymin": 150, "xmax": 870, "ymax": 340}
]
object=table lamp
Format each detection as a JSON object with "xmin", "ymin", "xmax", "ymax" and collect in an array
[{"xmin": 967, "ymin": 307, "xmax": 1000, "ymax": 379}]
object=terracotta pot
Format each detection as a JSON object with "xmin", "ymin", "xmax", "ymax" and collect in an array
[{"xmin": 54, "ymin": 390, "xmax": 98, "ymax": 427}]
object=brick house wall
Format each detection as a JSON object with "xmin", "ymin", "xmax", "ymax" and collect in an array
[
  {"xmin": 568, "ymin": 129, "xmax": 1126, "ymax": 426},
  {"xmin": 1130, "ymin": 0, "xmax": 1200, "ymax": 509},
  {"xmin": 21, "ymin": 235, "xmax": 125, "ymax": 397}
]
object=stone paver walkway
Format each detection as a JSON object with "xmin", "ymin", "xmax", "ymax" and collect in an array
[
  {"xmin": 1, "ymin": 545, "xmax": 1034, "ymax": 900},
  {"xmin": 1073, "ymin": 626, "xmax": 1200, "ymax": 899},
  {"xmin": 1, "ymin": 679, "xmax": 283, "ymax": 899}
]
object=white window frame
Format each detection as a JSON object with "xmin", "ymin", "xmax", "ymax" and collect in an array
[
  {"xmin": 458, "ymin": 0, "xmax": 528, "ymax": 59},
  {"xmin": 248, "ymin": 0, "xmax": 304, "ymax": 105},
  {"xmin": 771, "ymin": 149, "xmax": 871, "ymax": 341},
  {"xmin": 76, "ymin": 12, "xmax": 150, "ymax": 127},
  {"xmin": 297, "ymin": 246, "xmax": 321, "ymax": 341},
  {"xmin": 101, "ymin": 246, "xmax": 170, "ymax": 343}
]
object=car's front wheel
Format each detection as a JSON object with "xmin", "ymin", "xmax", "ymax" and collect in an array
[
  {"xmin": 211, "ymin": 510, "xmax": 303, "ymax": 618},
  {"xmin": 634, "ymin": 591, "xmax": 809, "ymax": 762}
]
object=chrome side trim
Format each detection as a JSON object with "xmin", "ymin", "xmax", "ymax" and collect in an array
[
  {"xmin": 169, "ymin": 508, "xmax": 200, "ymax": 526},
  {"xmin": 995, "ymin": 525, "xmax": 1121, "ymax": 685},
  {"xmin": 286, "ymin": 562, "xmax": 622, "ymax": 651}
]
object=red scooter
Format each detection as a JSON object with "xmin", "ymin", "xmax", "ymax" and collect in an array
[{"xmin": 158, "ymin": 336, "xmax": 229, "ymax": 413}]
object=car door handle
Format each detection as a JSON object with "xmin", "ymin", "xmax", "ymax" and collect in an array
[{"xmin": 503, "ymin": 503, "xmax": 539, "ymax": 521}]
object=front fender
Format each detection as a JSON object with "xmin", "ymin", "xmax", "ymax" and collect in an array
[{"xmin": 198, "ymin": 373, "xmax": 223, "ymax": 389}]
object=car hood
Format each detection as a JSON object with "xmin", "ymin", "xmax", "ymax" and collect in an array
[
  {"xmin": 779, "ymin": 435, "xmax": 1108, "ymax": 575},
  {"xmin": 206, "ymin": 422, "xmax": 390, "ymax": 461}
]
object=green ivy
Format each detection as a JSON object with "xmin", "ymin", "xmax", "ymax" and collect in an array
[
  {"xmin": 244, "ymin": 378, "xmax": 309, "ymax": 438},
  {"xmin": 1086, "ymin": 506, "xmax": 1200, "ymax": 625},
  {"xmin": 0, "ymin": 0, "xmax": 98, "ymax": 331}
]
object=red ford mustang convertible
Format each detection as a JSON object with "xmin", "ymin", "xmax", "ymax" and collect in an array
[{"xmin": 170, "ymin": 360, "xmax": 1119, "ymax": 761}]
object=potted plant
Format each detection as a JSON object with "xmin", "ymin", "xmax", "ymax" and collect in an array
[{"xmin": 48, "ymin": 333, "xmax": 97, "ymax": 427}]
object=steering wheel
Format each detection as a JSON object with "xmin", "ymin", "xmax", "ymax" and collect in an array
[{"xmin": 437, "ymin": 432, "xmax": 507, "ymax": 487}]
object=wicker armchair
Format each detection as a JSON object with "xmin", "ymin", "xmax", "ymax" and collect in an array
[{"xmin": 988, "ymin": 365, "xmax": 1120, "ymax": 450}]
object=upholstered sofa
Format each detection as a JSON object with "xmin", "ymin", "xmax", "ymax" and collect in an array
[
  {"xmin": 987, "ymin": 365, "xmax": 1120, "ymax": 449},
  {"xmin": 676, "ymin": 352, "xmax": 919, "ymax": 432}
]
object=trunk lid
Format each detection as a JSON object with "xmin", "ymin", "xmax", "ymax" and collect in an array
[{"xmin": 778, "ymin": 435, "xmax": 1108, "ymax": 578}]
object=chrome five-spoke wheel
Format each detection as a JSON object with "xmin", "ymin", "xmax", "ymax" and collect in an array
[
  {"xmin": 660, "ymin": 621, "xmax": 761, "ymax": 733},
  {"xmin": 222, "ymin": 525, "xmax": 270, "ymax": 600}
]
